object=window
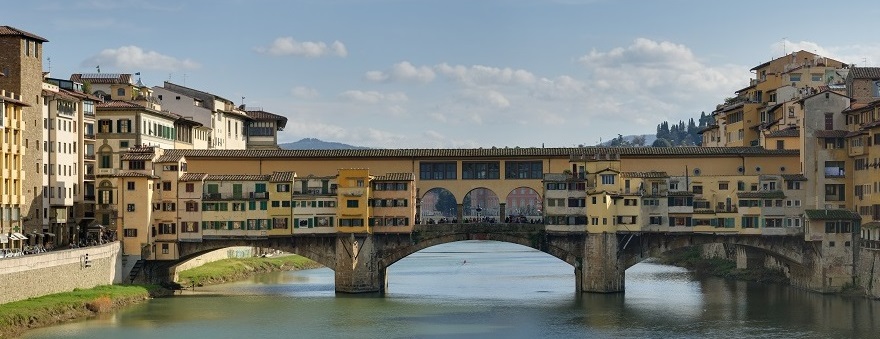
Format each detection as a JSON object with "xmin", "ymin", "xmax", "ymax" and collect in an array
[
  {"xmin": 186, "ymin": 183, "xmax": 194, "ymax": 192},
  {"xmin": 127, "ymin": 204, "xmax": 135, "ymax": 212},
  {"xmin": 273, "ymin": 217, "xmax": 289, "ymax": 229},
  {"xmin": 117, "ymin": 119, "xmax": 131, "ymax": 133},
  {"xmin": 741, "ymin": 216, "xmax": 759, "ymax": 228},
  {"xmin": 414, "ymin": 161, "xmax": 453, "ymax": 180},
  {"xmin": 462, "ymin": 161, "xmax": 500, "ymax": 179},
  {"xmin": 825, "ymin": 113, "xmax": 834, "ymax": 130},
  {"xmin": 692, "ymin": 185, "xmax": 703, "ymax": 194},
  {"xmin": 339, "ymin": 218, "xmax": 364, "ymax": 227},
  {"xmin": 129, "ymin": 161, "xmax": 145, "ymax": 170},
  {"xmin": 117, "ymin": 88, "xmax": 125, "ymax": 97},
  {"xmin": 504, "ymin": 161, "xmax": 543, "ymax": 179},
  {"xmin": 100, "ymin": 155, "xmax": 111, "ymax": 168},
  {"xmin": 163, "ymin": 181, "xmax": 172, "ymax": 191},
  {"xmin": 789, "ymin": 73, "xmax": 801, "ymax": 82},
  {"xmin": 185, "ymin": 201, "xmax": 199, "ymax": 212},
  {"xmin": 277, "ymin": 183, "xmax": 290, "ymax": 192},
  {"xmin": 158, "ymin": 223, "xmax": 176, "ymax": 235},
  {"xmin": 98, "ymin": 119, "xmax": 113, "ymax": 133},
  {"xmin": 127, "ymin": 182, "xmax": 135, "ymax": 190},
  {"xmin": 347, "ymin": 200, "xmax": 359, "ymax": 208},
  {"xmin": 163, "ymin": 202, "xmax": 176, "ymax": 211},
  {"xmin": 600, "ymin": 174, "xmax": 615, "ymax": 185},
  {"xmin": 123, "ymin": 229, "xmax": 137, "ymax": 237},
  {"xmin": 718, "ymin": 182, "xmax": 728, "ymax": 190},
  {"xmin": 824, "ymin": 221, "xmax": 852, "ymax": 233},
  {"xmin": 824, "ymin": 161, "xmax": 845, "ymax": 177}
]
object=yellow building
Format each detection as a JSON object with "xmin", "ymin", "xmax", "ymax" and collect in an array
[
  {"xmin": 267, "ymin": 171, "xmax": 295, "ymax": 236},
  {"xmin": 1, "ymin": 89, "xmax": 28, "ymax": 249},
  {"xmin": 336, "ymin": 169, "xmax": 372, "ymax": 233},
  {"xmin": 369, "ymin": 173, "xmax": 416, "ymax": 233}
]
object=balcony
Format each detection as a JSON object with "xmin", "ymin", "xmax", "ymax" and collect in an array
[
  {"xmin": 84, "ymin": 154, "xmax": 95, "ymax": 161},
  {"xmin": 84, "ymin": 134, "xmax": 95, "ymax": 140},
  {"xmin": 84, "ymin": 174, "xmax": 95, "ymax": 181},
  {"xmin": 84, "ymin": 194, "xmax": 96, "ymax": 202},
  {"xmin": 202, "ymin": 192, "xmax": 269, "ymax": 200},
  {"xmin": 250, "ymin": 192, "xmax": 269, "ymax": 199}
]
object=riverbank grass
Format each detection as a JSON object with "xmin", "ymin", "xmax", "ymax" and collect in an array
[
  {"xmin": 178, "ymin": 254, "xmax": 320, "ymax": 286},
  {"xmin": 0, "ymin": 285, "xmax": 160, "ymax": 338}
]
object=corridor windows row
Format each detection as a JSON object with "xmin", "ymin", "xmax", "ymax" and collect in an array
[{"xmin": 419, "ymin": 161, "xmax": 543, "ymax": 180}]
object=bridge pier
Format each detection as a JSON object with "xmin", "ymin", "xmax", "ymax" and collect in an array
[
  {"xmin": 577, "ymin": 233, "xmax": 624, "ymax": 293},
  {"xmin": 335, "ymin": 234, "xmax": 385, "ymax": 293},
  {"xmin": 735, "ymin": 246, "xmax": 765, "ymax": 270}
]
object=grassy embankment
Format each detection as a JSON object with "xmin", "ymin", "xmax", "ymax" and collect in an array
[
  {"xmin": 659, "ymin": 247, "xmax": 789, "ymax": 284},
  {"xmin": 177, "ymin": 254, "xmax": 321, "ymax": 287},
  {"xmin": 0, "ymin": 284, "xmax": 166, "ymax": 338}
]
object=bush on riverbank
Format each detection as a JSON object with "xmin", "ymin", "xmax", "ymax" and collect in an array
[
  {"xmin": 177, "ymin": 254, "xmax": 321, "ymax": 287},
  {"xmin": 660, "ymin": 247, "xmax": 788, "ymax": 284},
  {"xmin": 0, "ymin": 285, "xmax": 162, "ymax": 338}
]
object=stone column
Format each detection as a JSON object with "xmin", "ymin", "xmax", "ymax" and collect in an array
[
  {"xmin": 335, "ymin": 234, "xmax": 384, "ymax": 293},
  {"xmin": 578, "ymin": 232, "xmax": 624, "ymax": 293},
  {"xmin": 499, "ymin": 203, "xmax": 506, "ymax": 222},
  {"xmin": 456, "ymin": 203, "xmax": 463, "ymax": 223}
]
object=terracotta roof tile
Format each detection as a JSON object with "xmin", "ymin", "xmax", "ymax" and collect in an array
[
  {"xmin": 621, "ymin": 171, "xmax": 668, "ymax": 178},
  {"xmin": 120, "ymin": 153, "xmax": 154, "ymax": 161},
  {"xmin": 205, "ymin": 174, "xmax": 270, "ymax": 181},
  {"xmin": 164, "ymin": 147, "xmax": 798, "ymax": 160},
  {"xmin": 667, "ymin": 191, "xmax": 694, "ymax": 196},
  {"xmin": 373, "ymin": 173, "xmax": 414, "ymax": 181},
  {"xmin": 849, "ymin": 67, "xmax": 880, "ymax": 80},
  {"xmin": 155, "ymin": 154, "xmax": 184, "ymax": 163},
  {"xmin": 70, "ymin": 73, "xmax": 132, "ymax": 85},
  {"xmin": 246, "ymin": 110, "xmax": 288, "ymax": 129},
  {"xmin": 767, "ymin": 128, "xmax": 799, "ymax": 138},
  {"xmin": 113, "ymin": 171, "xmax": 158, "ymax": 178},
  {"xmin": 782, "ymin": 174, "xmax": 808, "ymax": 181},
  {"xmin": 804, "ymin": 209, "xmax": 861, "ymax": 221},
  {"xmin": 269, "ymin": 171, "xmax": 295, "ymax": 182},
  {"xmin": 179, "ymin": 173, "xmax": 207, "ymax": 182},
  {"xmin": 0, "ymin": 26, "xmax": 48, "ymax": 42}
]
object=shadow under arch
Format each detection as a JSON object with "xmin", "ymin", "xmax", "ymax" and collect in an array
[{"xmin": 175, "ymin": 238, "xmax": 338, "ymax": 270}]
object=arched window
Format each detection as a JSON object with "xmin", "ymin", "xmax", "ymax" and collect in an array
[{"xmin": 117, "ymin": 88, "xmax": 125, "ymax": 98}]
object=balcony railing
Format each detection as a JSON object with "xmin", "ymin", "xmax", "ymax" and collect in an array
[
  {"xmin": 84, "ymin": 154, "xmax": 95, "ymax": 160},
  {"xmin": 84, "ymin": 134, "xmax": 95, "ymax": 140},
  {"xmin": 863, "ymin": 239, "xmax": 880, "ymax": 250},
  {"xmin": 84, "ymin": 174, "xmax": 95, "ymax": 181},
  {"xmin": 202, "ymin": 192, "xmax": 269, "ymax": 200},
  {"xmin": 84, "ymin": 194, "xmax": 96, "ymax": 202}
]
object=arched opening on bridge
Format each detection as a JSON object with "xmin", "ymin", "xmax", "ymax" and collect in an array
[
  {"xmin": 385, "ymin": 240, "xmax": 574, "ymax": 297},
  {"xmin": 462, "ymin": 188, "xmax": 500, "ymax": 222},
  {"xmin": 420, "ymin": 188, "xmax": 458, "ymax": 224},
  {"xmin": 505, "ymin": 187, "xmax": 542, "ymax": 223}
]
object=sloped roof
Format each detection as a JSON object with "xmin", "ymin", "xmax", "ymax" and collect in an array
[
  {"xmin": 70, "ymin": 73, "xmax": 132, "ymax": 85},
  {"xmin": 246, "ymin": 110, "xmax": 288, "ymax": 129},
  {"xmin": 373, "ymin": 173, "xmax": 414, "ymax": 181},
  {"xmin": 269, "ymin": 171, "xmax": 295, "ymax": 182},
  {"xmin": 179, "ymin": 173, "xmax": 208, "ymax": 182},
  {"xmin": 0, "ymin": 26, "xmax": 48, "ymax": 42},
  {"xmin": 849, "ymin": 67, "xmax": 880, "ymax": 79},
  {"xmin": 782, "ymin": 174, "xmax": 808, "ymax": 181},
  {"xmin": 164, "ymin": 146, "xmax": 797, "ymax": 159},
  {"xmin": 767, "ymin": 128, "xmax": 799, "ymax": 138},
  {"xmin": 205, "ymin": 174, "xmax": 270, "ymax": 181},
  {"xmin": 113, "ymin": 171, "xmax": 158, "ymax": 178},
  {"xmin": 621, "ymin": 171, "xmax": 668, "ymax": 178},
  {"xmin": 155, "ymin": 154, "xmax": 184, "ymax": 163},
  {"xmin": 120, "ymin": 153, "xmax": 154, "ymax": 161},
  {"xmin": 804, "ymin": 209, "xmax": 861, "ymax": 221}
]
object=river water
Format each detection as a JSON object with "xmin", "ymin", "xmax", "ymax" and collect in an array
[{"xmin": 25, "ymin": 241, "xmax": 880, "ymax": 338}]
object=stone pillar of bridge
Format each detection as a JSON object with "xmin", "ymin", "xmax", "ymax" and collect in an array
[
  {"xmin": 456, "ymin": 203, "xmax": 463, "ymax": 223},
  {"xmin": 335, "ymin": 234, "xmax": 385, "ymax": 293},
  {"xmin": 499, "ymin": 202, "xmax": 506, "ymax": 222},
  {"xmin": 735, "ymin": 246, "xmax": 764, "ymax": 270},
  {"xmin": 577, "ymin": 233, "xmax": 624, "ymax": 293}
]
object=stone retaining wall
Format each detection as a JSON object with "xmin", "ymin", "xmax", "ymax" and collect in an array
[
  {"xmin": 0, "ymin": 242, "xmax": 122, "ymax": 304},
  {"xmin": 856, "ymin": 249, "xmax": 880, "ymax": 298}
]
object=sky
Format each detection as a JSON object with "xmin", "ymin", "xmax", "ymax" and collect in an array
[{"xmin": 8, "ymin": 0, "xmax": 880, "ymax": 148}]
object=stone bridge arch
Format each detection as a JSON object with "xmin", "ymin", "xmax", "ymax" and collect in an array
[
  {"xmin": 176, "ymin": 237, "xmax": 338, "ymax": 269},
  {"xmin": 619, "ymin": 233, "xmax": 809, "ymax": 271},
  {"xmin": 375, "ymin": 224, "xmax": 582, "ymax": 270}
]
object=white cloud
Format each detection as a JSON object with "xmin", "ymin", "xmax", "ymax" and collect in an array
[
  {"xmin": 81, "ymin": 45, "xmax": 199, "ymax": 71},
  {"xmin": 769, "ymin": 40, "xmax": 880, "ymax": 67},
  {"xmin": 435, "ymin": 63, "xmax": 536, "ymax": 86},
  {"xmin": 338, "ymin": 90, "xmax": 408, "ymax": 104},
  {"xmin": 257, "ymin": 37, "xmax": 348, "ymax": 58},
  {"xmin": 365, "ymin": 61, "xmax": 436, "ymax": 83},
  {"xmin": 291, "ymin": 86, "xmax": 319, "ymax": 99}
]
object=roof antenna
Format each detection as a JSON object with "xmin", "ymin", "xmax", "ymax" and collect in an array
[
  {"xmin": 96, "ymin": 65, "xmax": 101, "ymax": 73},
  {"xmin": 46, "ymin": 57, "xmax": 51, "ymax": 73}
]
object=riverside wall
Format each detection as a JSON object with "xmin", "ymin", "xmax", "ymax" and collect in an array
[
  {"xmin": 0, "ymin": 242, "xmax": 123, "ymax": 304},
  {"xmin": 856, "ymin": 249, "xmax": 880, "ymax": 298}
]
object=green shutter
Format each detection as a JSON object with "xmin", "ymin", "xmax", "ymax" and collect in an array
[
  {"xmin": 293, "ymin": 218, "xmax": 299, "ymax": 228},
  {"xmin": 308, "ymin": 218, "xmax": 314, "ymax": 228},
  {"xmin": 249, "ymin": 201, "xmax": 256, "ymax": 210}
]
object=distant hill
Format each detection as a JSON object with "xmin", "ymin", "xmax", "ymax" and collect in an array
[
  {"xmin": 279, "ymin": 138, "xmax": 368, "ymax": 150},
  {"xmin": 598, "ymin": 134, "xmax": 657, "ymax": 147}
]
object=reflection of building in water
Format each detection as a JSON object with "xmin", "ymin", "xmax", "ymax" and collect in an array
[{"xmin": 507, "ymin": 187, "xmax": 542, "ymax": 216}]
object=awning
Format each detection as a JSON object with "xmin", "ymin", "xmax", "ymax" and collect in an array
[
  {"xmin": 11, "ymin": 233, "xmax": 28, "ymax": 240},
  {"xmin": 44, "ymin": 233, "xmax": 56, "ymax": 237}
]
